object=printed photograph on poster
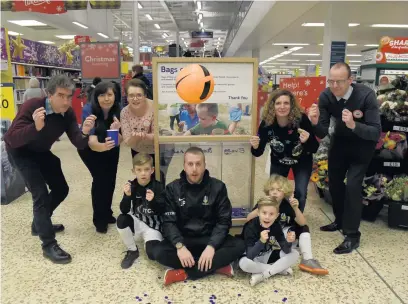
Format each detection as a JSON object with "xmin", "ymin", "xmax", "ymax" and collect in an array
[{"xmin": 157, "ymin": 62, "xmax": 254, "ymax": 136}]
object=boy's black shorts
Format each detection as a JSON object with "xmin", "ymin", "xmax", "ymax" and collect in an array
[{"xmin": 287, "ymin": 225, "xmax": 310, "ymax": 239}]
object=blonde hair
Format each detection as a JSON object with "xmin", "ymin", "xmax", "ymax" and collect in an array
[
  {"xmin": 28, "ymin": 77, "xmax": 40, "ymax": 89},
  {"xmin": 262, "ymin": 89, "xmax": 303, "ymax": 127},
  {"xmin": 263, "ymin": 174, "xmax": 293, "ymax": 198},
  {"xmin": 132, "ymin": 153, "xmax": 153, "ymax": 167},
  {"xmin": 257, "ymin": 196, "xmax": 280, "ymax": 211}
]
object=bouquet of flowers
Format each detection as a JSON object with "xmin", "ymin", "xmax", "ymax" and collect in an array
[
  {"xmin": 375, "ymin": 131, "xmax": 407, "ymax": 160},
  {"xmin": 361, "ymin": 174, "xmax": 389, "ymax": 202},
  {"xmin": 384, "ymin": 175, "xmax": 408, "ymax": 202},
  {"xmin": 379, "ymin": 89, "xmax": 408, "ymax": 122},
  {"xmin": 311, "ymin": 137, "xmax": 330, "ymax": 189}
]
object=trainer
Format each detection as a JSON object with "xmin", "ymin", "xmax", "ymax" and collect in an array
[
  {"xmin": 308, "ymin": 62, "xmax": 381, "ymax": 254},
  {"xmin": 4, "ymin": 75, "xmax": 96, "ymax": 264}
]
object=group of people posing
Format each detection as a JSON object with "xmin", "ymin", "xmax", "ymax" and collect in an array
[{"xmin": 4, "ymin": 62, "xmax": 380, "ymax": 286}]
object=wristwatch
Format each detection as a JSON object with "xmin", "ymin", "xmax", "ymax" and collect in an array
[
  {"xmin": 175, "ymin": 242, "xmax": 184, "ymax": 249},
  {"xmin": 81, "ymin": 131, "xmax": 89, "ymax": 137}
]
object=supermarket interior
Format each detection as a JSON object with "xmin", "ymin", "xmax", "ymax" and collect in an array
[{"xmin": 1, "ymin": 1, "xmax": 408, "ymax": 303}]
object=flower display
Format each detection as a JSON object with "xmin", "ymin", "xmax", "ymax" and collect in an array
[
  {"xmin": 379, "ymin": 89, "xmax": 408, "ymax": 122},
  {"xmin": 384, "ymin": 176, "xmax": 408, "ymax": 202},
  {"xmin": 311, "ymin": 137, "xmax": 330, "ymax": 189}
]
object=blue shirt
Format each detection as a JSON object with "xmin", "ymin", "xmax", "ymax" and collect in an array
[
  {"xmin": 179, "ymin": 110, "xmax": 199, "ymax": 130},
  {"xmin": 45, "ymin": 98, "xmax": 64, "ymax": 116},
  {"xmin": 81, "ymin": 103, "xmax": 95, "ymax": 135}
]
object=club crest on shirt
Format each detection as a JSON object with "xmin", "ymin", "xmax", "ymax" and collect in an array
[
  {"xmin": 281, "ymin": 213, "xmax": 287, "ymax": 222},
  {"xmin": 202, "ymin": 195, "xmax": 209, "ymax": 205},
  {"xmin": 268, "ymin": 235, "xmax": 276, "ymax": 245},
  {"xmin": 178, "ymin": 198, "xmax": 186, "ymax": 207},
  {"xmin": 353, "ymin": 110, "xmax": 363, "ymax": 119}
]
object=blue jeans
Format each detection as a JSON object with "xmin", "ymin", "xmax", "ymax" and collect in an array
[{"xmin": 270, "ymin": 155, "xmax": 313, "ymax": 212}]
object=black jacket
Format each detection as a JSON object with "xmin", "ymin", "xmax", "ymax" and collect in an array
[{"xmin": 162, "ymin": 170, "xmax": 232, "ymax": 249}]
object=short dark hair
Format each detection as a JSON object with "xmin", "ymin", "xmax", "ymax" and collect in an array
[
  {"xmin": 331, "ymin": 62, "xmax": 352, "ymax": 78},
  {"xmin": 184, "ymin": 146, "xmax": 205, "ymax": 162},
  {"xmin": 47, "ymin": 75, "xmax": 74, "ymax": 95},
  {"xmin": 132, "ymin": 64, "xmax": 143, "ymax": 74},
  {"xmin": 126, "ymin": 78, "xmax": 147, "ymax": 95},
  {"xmin": 92, "ymin": 77, "xmax": 102, "ymax": 86}
]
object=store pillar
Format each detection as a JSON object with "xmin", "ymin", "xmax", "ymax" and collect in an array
[
  {"xmin": 132, "ymin": 1, "xmax": 140, "ymax": 64},
  {"xmin": 321, "ymin": 3, "xmax": 349, "ymax": 78}
]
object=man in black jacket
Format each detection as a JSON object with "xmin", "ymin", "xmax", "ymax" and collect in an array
[
  {"xmin": 308, "ymin": 62, "xmax": 381, "ymax": 254},
  {"xmin": 155, "ymin": 147, "xmax": 245, "ymax": 285}
]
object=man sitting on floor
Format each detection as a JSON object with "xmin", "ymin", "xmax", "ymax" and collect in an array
[{"xmin": 154, "ymin": 147, "xmax": 245, "ymax": 285}]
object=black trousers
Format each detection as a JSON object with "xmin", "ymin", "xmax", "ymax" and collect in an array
[
  {"xmin": 154, "ymin": 235, "xmax": 245, "ymax": 279},
  {"xmin": 328, "ymin": 138, "xmax": 376, "ymax": 237},
  {"xmin": 169, "ymin": 114, "xmax": 180, "ymax": 130},
  {"xmin": 7, "ymin": 149, "xmax": 69, "ymax": 248},
  {"xmin": 78, "ymin": 147, "xmax": 119, "ymax": 228}
]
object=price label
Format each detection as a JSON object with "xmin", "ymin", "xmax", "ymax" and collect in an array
[
  {"xmin": 393, "ymin": 125, "xmax": 408, "ymax": 132},
  {"xmin": 383, "ymin": 162, "xmax": 401, "ymax": 167},
  {"xmin": 0, "ymin": 83, "xmax": 16, "ymax": 120}
]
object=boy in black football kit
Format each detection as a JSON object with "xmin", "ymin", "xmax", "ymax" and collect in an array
[
  {"xmin": 239, "ymin": 197, "xmax": 299, "ymax": 286},
  {"xmin": 247, "ymin": 175, "xmax": 328, "ymax": 275},
  {"xmin": 116, "ymin": 153, "xmax": 165, "ymax": 269}
]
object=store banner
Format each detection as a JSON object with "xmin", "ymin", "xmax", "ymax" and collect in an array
[
  {"xmin": 79, "ymin": 42, "xmax": 120, "ymax": 80},
  {"xmin": 13, "ymin": 0, "xmax": 66, "ymax": 14},
  {"xmin": 377, "ymin": 36, "xmax": 408, "ymax": 64},
  {"xmin": 280, "ymin": 76, "xmax": 326, "ymax": 110},
  {"xmin": 330, "ymin": 41, "xmax": 346, "ymax": 68},
  {"xmin": 9, "ymin": 35, "xmax": 80, "ymax": 68},
  {"xmin": 0, "ymin": 83, "xmax": 16, "ymax": 121},
  {"xmin": 74, "ymin": 35, "xmax": 90, "ymax": 45}
]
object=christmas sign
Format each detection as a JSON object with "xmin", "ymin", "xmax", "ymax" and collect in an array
[
  {"xmin": 74, "ymin": 36, "xmax": 91, "ymax": 45},
  {"xmin": 377, "ymin": 36, "xmax": 408, "ymax": 64},
  {"xmin": 280, "ymin": 76, "xmax": 326, "ymax": 110},
  {"xmin": 13, "ymin": 0, "xmax": 66, "ymax": 14},
  {"xmin": 80, "ymin": 42, "xmax": 120, "ymax": 80}
]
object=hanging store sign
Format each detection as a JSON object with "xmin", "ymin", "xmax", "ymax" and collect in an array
[
  {"xmin": 74, "ymin": 36, "xmax": 91, "ymax": 45},
  {"xmin": 191, "ymin": 31, "xmax": 213, "ymax": 39},
  {"xmin": 13, "ymin": 0, "xmax": 67, "ymax": 14},
  {"xmin": 377, "ymin": 36, "xmax": 408, "ymax": 64},
  {"xmin": 80, "ymin": 42, "xmax": 120, "ymax": 80}
]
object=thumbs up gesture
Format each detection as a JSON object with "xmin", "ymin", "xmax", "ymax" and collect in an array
[{"xmin": 110, "ymin": 116, "xmax": 121, "ymax": 130}]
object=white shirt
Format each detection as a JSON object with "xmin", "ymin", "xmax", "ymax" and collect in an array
[{"xmin": 336, "ymin": 86, "xmax": 353, "ymax": 102}]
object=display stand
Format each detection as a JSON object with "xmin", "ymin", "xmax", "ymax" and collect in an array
[{"xmin": 152, "ymin": 57, "xmax": 259, "ymax": 224}]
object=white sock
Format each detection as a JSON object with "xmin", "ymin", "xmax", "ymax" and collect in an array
[
  {"xmin": 117, "ymin": 227, "xmax": 138, "ymax": 251},
  {"xmin": 239, "ymin": 257, "xmax": 274, "ymax": 274},
  {"xmin": 299, "ymin": 232, "xmax": 313, "ymax": 260},
  {"xmin": 262, "ymin": 250, "xmax": 299, "ymax": 278},
  {"xmin": 279, "ymin": 267, "xmax": 293, "ymax": 276}
]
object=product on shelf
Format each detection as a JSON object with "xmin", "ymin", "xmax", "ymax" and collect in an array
[
  {"xmin": 384, "ymin": 175, "xmax": 408, "ymax": 202},
  {"xmin": 379, "ymin": 89, "xmax": 408, "ymax": 122}
]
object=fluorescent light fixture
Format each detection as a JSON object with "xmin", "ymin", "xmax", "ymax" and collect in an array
[
  {"xmin": 197, "ymin": 1, "xmax": 201, "ymax": 10},
  {"xmin": 97, "ymin": 33, "xmax": 109, "ymax": 38},
  {"xmin": 349, "ymin": 60, "xmax": 361, "ymax": 63},
  {"xmin": 347, "ymin": 54, "xmax": 362, "ymax": 57},
  {"xmin": 200, "ymin": 22, "xmax": 203, "ymax": 28},
  {"xmin": 364, "ymin": 44, "xmax": 379, "ymax": 47},
  {"xmin": 347, "ymin": 44, "xmax": 357, "ymax": 46},
  {"xmin": 8, "ymin": 20, "xmax": 46, "ymax": 26},
  {"xmin": 218, "ymin": 37, "xmax": 221, "ymax": 41},
  {"xmin": 349, "ymin": 65, "xmax": 361, "ymax": 67},
  {"xmin": 138, "ymin": 2, "xmax": 143, "ymax": 9},
  {"xmin": 348, "ymin": 23, "xmax": 360, "ymax": 27},
  {"xmin": 306, "ymin": 60, "xmax": 322, "ymax": 62},
  {"xmin": 198, "ymin": 13, "xmax": 203, "ymax": 20},
  {"xmin": 280, "ymin": 66, "xmax": 301, "ymax": 68},
  {"xmin": 319, "ymin": 43, "xmax": 324, "ymax": 46},
  {"xmin": 55, "ymin": 35, "xmax": 76, "ymax": 39},
  {"xmin": 277, "ymin": 59, "xmax": 299, "ymax": 62},
  {"xmin": 154, "ymin": 24, "xmax": 160, "ymax": 29},
  {"xmin": 292, "ymin": 53, "xmax": 320, "ymax": 56},
  {"xmin": 289, "ymin": 47, "xmax": 303, "ymax": 51},
  {"xmin": 181, "ymin": 37, "xmax": 185, "ymax": 41},
  {"xmin": 39, "ymin": 41, "xmax": 55, "ymax": 44},
  {"xmin": 273, "ymin": 43, "xmax": 309, "ymax": 46},
  {"xmin": 302, "ymin": 22, "xmax": 359, "ymax": 27},
  {"xmin": 8, "ymin": 31, "xmax": 23, "ymax": 36},
  {"xmin": 72, "ymin": 21, "xmax": 88, "ymax": 29},
  {"xmin": 297, "ymin": 63, "xmax": 314, "ymax": 66},
  {"xmin": 145, "ymin": 14, "xmax": 153, "ymax": 21},
  {"xmin": 162, "ymin": 33, "xmax": 169, "ymax": 38},
  {"xmin": 371, "ymin": 24, "xmax": 408, "ymax": 28}
]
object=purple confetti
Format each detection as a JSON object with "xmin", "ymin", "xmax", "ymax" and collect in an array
[
  {"xmin": 136, "ymin": 296, "xmax": 139, "ymax": 299},
  {"xmin": 193, "ymin": 286, "xmax": 196, "ymax": 289},
  {"xmin": 138, "ymin": 300, "xmax": 142, "ymax": 302},
  {"xmin": 165, "ymin": 296, "xmax": 168, "ymax": 299},
  {"xmin": 238, "ymin": 294, "xmax": 241, "ymax": 297},
  {"xmin": 282, "ymin": 298, "xmax": 287, "ymax": 302},
  {"xmin": 184, "ymin": 280, "xmax": 187, "ymax": 283},
  {"xmin": 274, "ymin": 290, "xmax": 278, "ymax": 293},
  {"xmin": 144, "ymin": 294, "xmax": 147, "ymax": 297}
]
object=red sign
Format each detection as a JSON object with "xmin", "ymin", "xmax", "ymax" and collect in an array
[
  {"xmin": 257, "ymin": 91, "xmax": 269, "ymax": 127},
  {"xmin": 74, "ymin": 36, "xmax": 90, "ymax": 45},
  {"xmin": 80, "ymin": 42, "xmax": 120, "ymax": 80},
  {"xmin": 376, "ymin": 36, "xmax": 408, "ymax": 64},
  {"xmin": 13, "ymin": 0, "xmax": 66, "ymax": 14},
  {"xmin": 280, "ymin": 76, "xmax": 326, "ymax": 110}
]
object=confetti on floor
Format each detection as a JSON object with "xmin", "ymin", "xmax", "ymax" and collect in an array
[{"xmin": 283, "ymin": 297, "xmax": 288, "ymax": 302}]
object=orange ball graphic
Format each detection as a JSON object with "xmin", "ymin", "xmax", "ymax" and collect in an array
[{"xmin": 176, "ymin": 64, "xmax": 215, "ymax": 104}]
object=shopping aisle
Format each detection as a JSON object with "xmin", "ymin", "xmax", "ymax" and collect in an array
[{"xmin": 1, "ymin": 135, "xmax": 406, "ymax": 304}]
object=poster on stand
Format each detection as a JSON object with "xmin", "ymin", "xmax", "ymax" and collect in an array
[
  {"xmin": 376, "ymin": 37, "xmax": 408, "ymax": 64},
  {"xmin": 0, "ymin": 83, "xmax": 16, "ymax": 121}
]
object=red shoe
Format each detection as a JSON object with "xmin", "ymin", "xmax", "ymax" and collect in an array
[
  {"xmin": 215, "ymin": 264, "xmax": 234, "ymax": 277},
  {"xmin": 163, "ymin": 269, "xmax": 188, "ymax": 286}
]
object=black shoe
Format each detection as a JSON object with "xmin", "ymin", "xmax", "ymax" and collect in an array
[
  {"xmin": 108, "ymin": 216, "xmax": 116, "ymax": 224},
  {"xmin": 32, "ymin": 224, "xmax": 65, "ymax": 236},
  {"xmin": 121, "ymin": 250, "xmax": 140, "ymax": 269},
  {"xmin": 320, "ymin": 222, "xmax": 341, "ymax": 232},
  {"xmin": 333, "ymin": 237, "xmax": 360, "ymax": 254},
  {"xmin": 42, "ymin": 244, "xmax": 72, "ymax": 264},
  {"xmin": 96, "ymin": 225, "xmax": 108, "ymax": 234}
]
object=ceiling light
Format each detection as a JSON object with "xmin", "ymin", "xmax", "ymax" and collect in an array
[
  {"xmin": 347, "ymin": 54, "xmax": 362, "ymax": 57},
  {"xmin": 200, "ymin": 22, "xmax": 203, "ymax": 28},
  {"xmin": 297, "ymin": 63, "xmax": 314, "ymax": 66},
  {"xmin": 8, "ymin": 20, "xmax": 46, "ymax": 26},
  {"xmin": 319, "ymin": 43, "xmax": 324, "ymax": 46},
  {"xmin": 181, "ymin": 37, "xmax": 185, "ymax": 41},
  {"xmin": 38, "ymin": 41, "xmax": 55, "ymax": 44},
  {"xmin": 292, "ymin": 53, "xmax": 320, "ymax": 56},
  {"xmin": 347, "ymin": 44, "xmax": 357, "ymax": 46},
  {"xmin": 138, "ymin": 2, "xmax": 143, "ymax": 9},
  {"xmin": 349, "ymin": 60, "xmax": 361, "ymax": 63},
  {"xmin": 302, "ymin": 22, "xmax": 359, "ymax": 27},
  {"xmin": 7, "ymin": 31, "xmax": 23, "ymax": 36},
  {"xmin": 97, "ymin": 33, "xmax": 109, "ymax": 38},
  {"xmin": 280, "ymin": 66, "xmax": 301, "ymax": 68},
  {"xmin": 197, "ymin": 1, "xmax": 201, "ymax": 10},
  {"xmin": 154, "ymin": 24, "xmax": 160, "ymax": 29},
  {"xmin": 55, "ymin": 35, "xmax": 76, "ymax": 39},
  {"xmin": 277, "ymin": 59, "xmax": 299, "ymax": 62},
  {"xmin": 348, "ymin": 23, "xmax": 360, "ymax": 27},
  {"xmin": 218, "ymin": 37, "xmax": 221, "ymax": 41},
  {"xmin": 273, "ymin": 43, "xmax": 310, "ymax": 46},
  {"xmin": 349, "ymin": 65, "xmax": 361, "ymax": 67},
  {"xmin": 364, "ymin": 44, "xmax": 379, "ymax": 47},
  {"xmin": 72, "ymin": 21, "xmax": 88, "ymax": 29},
  {"xmin": 371, "ymin": 24, "xmax": 408, "ymax": 28},
  {"xmin": 162, "ymin": 33, "xmax": 169, "ymax": 38},
  {"xmin": 289, "ymin": 47, "xmax": 303, "ymax": 51},
  {"xmin": 198, "ymin": 13, "xmax": 203, "ymax": 20},
  {"xmin": 145, "ymin": 14, "xmax": 153, "ymax": 21},
  {"xmin": 306, "ymin": 60, "xmax": 322, "ymax": 62}
]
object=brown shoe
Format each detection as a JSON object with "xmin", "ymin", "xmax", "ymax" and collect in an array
[
  {"xmin": 163, "ymin": 269, "xmax": 188, "ymax": 286},
  {"xmin": 215, "ymin": 264, "xmax": 234, "ymax": 277},
  {"xmin": 299, "ymin": 259, "xmax": 329, "ymax": 275}
]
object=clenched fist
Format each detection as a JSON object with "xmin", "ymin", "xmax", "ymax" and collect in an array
[
  {"xmin": 146, "ymin": 189, "xmax": 154, "ymax": 201},
  {"xmin": 342, "ymin": 109, "xmax": 356, "ymax": 129},
  {"xmin": 83, "ymin": 115, "xmax": 97, "ymax": 135},
  {"xmin": 123, "ymin": 182, "xmax": 132, "ymax": 196},
  {"xmin": 298, "ymin": 128, "xmax": 310, "ymax": 143},
  {"xmin": 32, "ymin": 107, "xmax": 46, "ymax": 131},
  {"xmin": 308, "ymin": 104, "xmax": 320, "ymax": 126},
  {"xmin": 250, "ymin": 136, "xmax": 260, "ymax": 149},
  {"xmin": 260, "ymin": 230, "xmax": 269, "ymax": 243},
  {"xmin": 287, "ymin": 231, "xmax": 296, "ymax": 243}
]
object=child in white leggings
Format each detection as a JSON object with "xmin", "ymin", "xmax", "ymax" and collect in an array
[{"xmin": 239, "ymin": 197, "xmax": 299, "ymax": 286}]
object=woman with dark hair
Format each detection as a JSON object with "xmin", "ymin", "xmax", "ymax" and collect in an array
[
  {"xmin": 250, "ymin": 90, "xmax": 319, "ymax": 212},
  {"xmin": 79, "ymin": 81, "xmax": 122, "ymax": 233}
]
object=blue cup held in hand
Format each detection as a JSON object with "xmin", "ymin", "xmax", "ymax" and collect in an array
[{"xmin": 107, "ymin": 129, "xmax": 119, "ymax": 146}]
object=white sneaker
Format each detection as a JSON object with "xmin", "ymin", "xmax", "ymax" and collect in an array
[
  {"xmin": 250, "ymin": 273, "xmax": 265, "ymax": 286},
  {"xmin": 279, "ymin": 267, "xmax": 293, "ymax": 276}
]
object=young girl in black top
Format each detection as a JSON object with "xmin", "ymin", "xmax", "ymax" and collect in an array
[
  {"xmin": 78, "ymin": 82, "xmax": 122, "ymax": 233},
  {"xmin": 250, "ymin": 90, "xmax": 319, "ymax": 211}
]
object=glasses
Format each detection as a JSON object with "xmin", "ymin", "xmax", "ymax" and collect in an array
[
  {"xmin": 128, "ymin": 93, "xmax": 145, "ymax": 100},
  {"xmin": 327, "ymin": 79, "xmax": 349, "ymax": 86}
]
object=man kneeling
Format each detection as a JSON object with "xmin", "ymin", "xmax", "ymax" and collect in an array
[{"xmin": 155, "ymin": 147, "xmax": 245, "ymax": 285}]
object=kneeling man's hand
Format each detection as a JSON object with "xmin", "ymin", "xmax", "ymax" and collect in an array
[
  {"xmin": 198, "ymin": 245, "xmax": 215, "ymax": 272},
  {"xmin": 177, "ymin": 247, "xmax": 195, "ymax": 268}
]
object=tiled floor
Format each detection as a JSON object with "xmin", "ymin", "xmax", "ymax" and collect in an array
[{"xmin": 1, "ymin": 136, "xmax": 407, "ymax": 304}]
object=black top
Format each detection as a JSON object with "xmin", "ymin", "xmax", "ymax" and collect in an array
[
  {"xmin": 161, "ymin": 170, "xmax": 232, "ymax": 249},
  {"xmin": 253, "ymin": 199, "xmax": 296, "ymax": 228},
  {"xmin": 242, "ymin": 217, "xmax": 291, "ymax": 259},
  {"xmin": 251, "ymin": 113, "xmax": 319, "ymax": 166},
  {"xmin": 314, "ymin": 83, "xmax": 381, "ymax": 143}
]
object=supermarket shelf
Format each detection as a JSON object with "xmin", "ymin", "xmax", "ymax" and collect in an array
[
  {"xmin": 11, "ymin": 61, "xmax": 80, "ymax": 71},
  {"xmin": 13, "ymin": 76, "xmax": 50, "ymax": 79}
]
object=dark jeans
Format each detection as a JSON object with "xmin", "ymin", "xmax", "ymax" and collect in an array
[
  {"xmin": 328, "ymin": 138, "xmax": 375, "ymax": 237},
  {"xmin": 154, "ymin": 235, "xmax": 245, "ymax": 280},
  {"xmin": 169, "ymin": 114, "xmax": 180, "ymax": 130},
  {"xmin": 270, "ymin": 155, "xmax": 313, "ymax": 212},
  {"xmin": 78, "ymin": 147, "xmax": 119, "ymax": 228},
  {"xmin": 7, "ymin": 149, "xmax": 69, "ymax": 248}
]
